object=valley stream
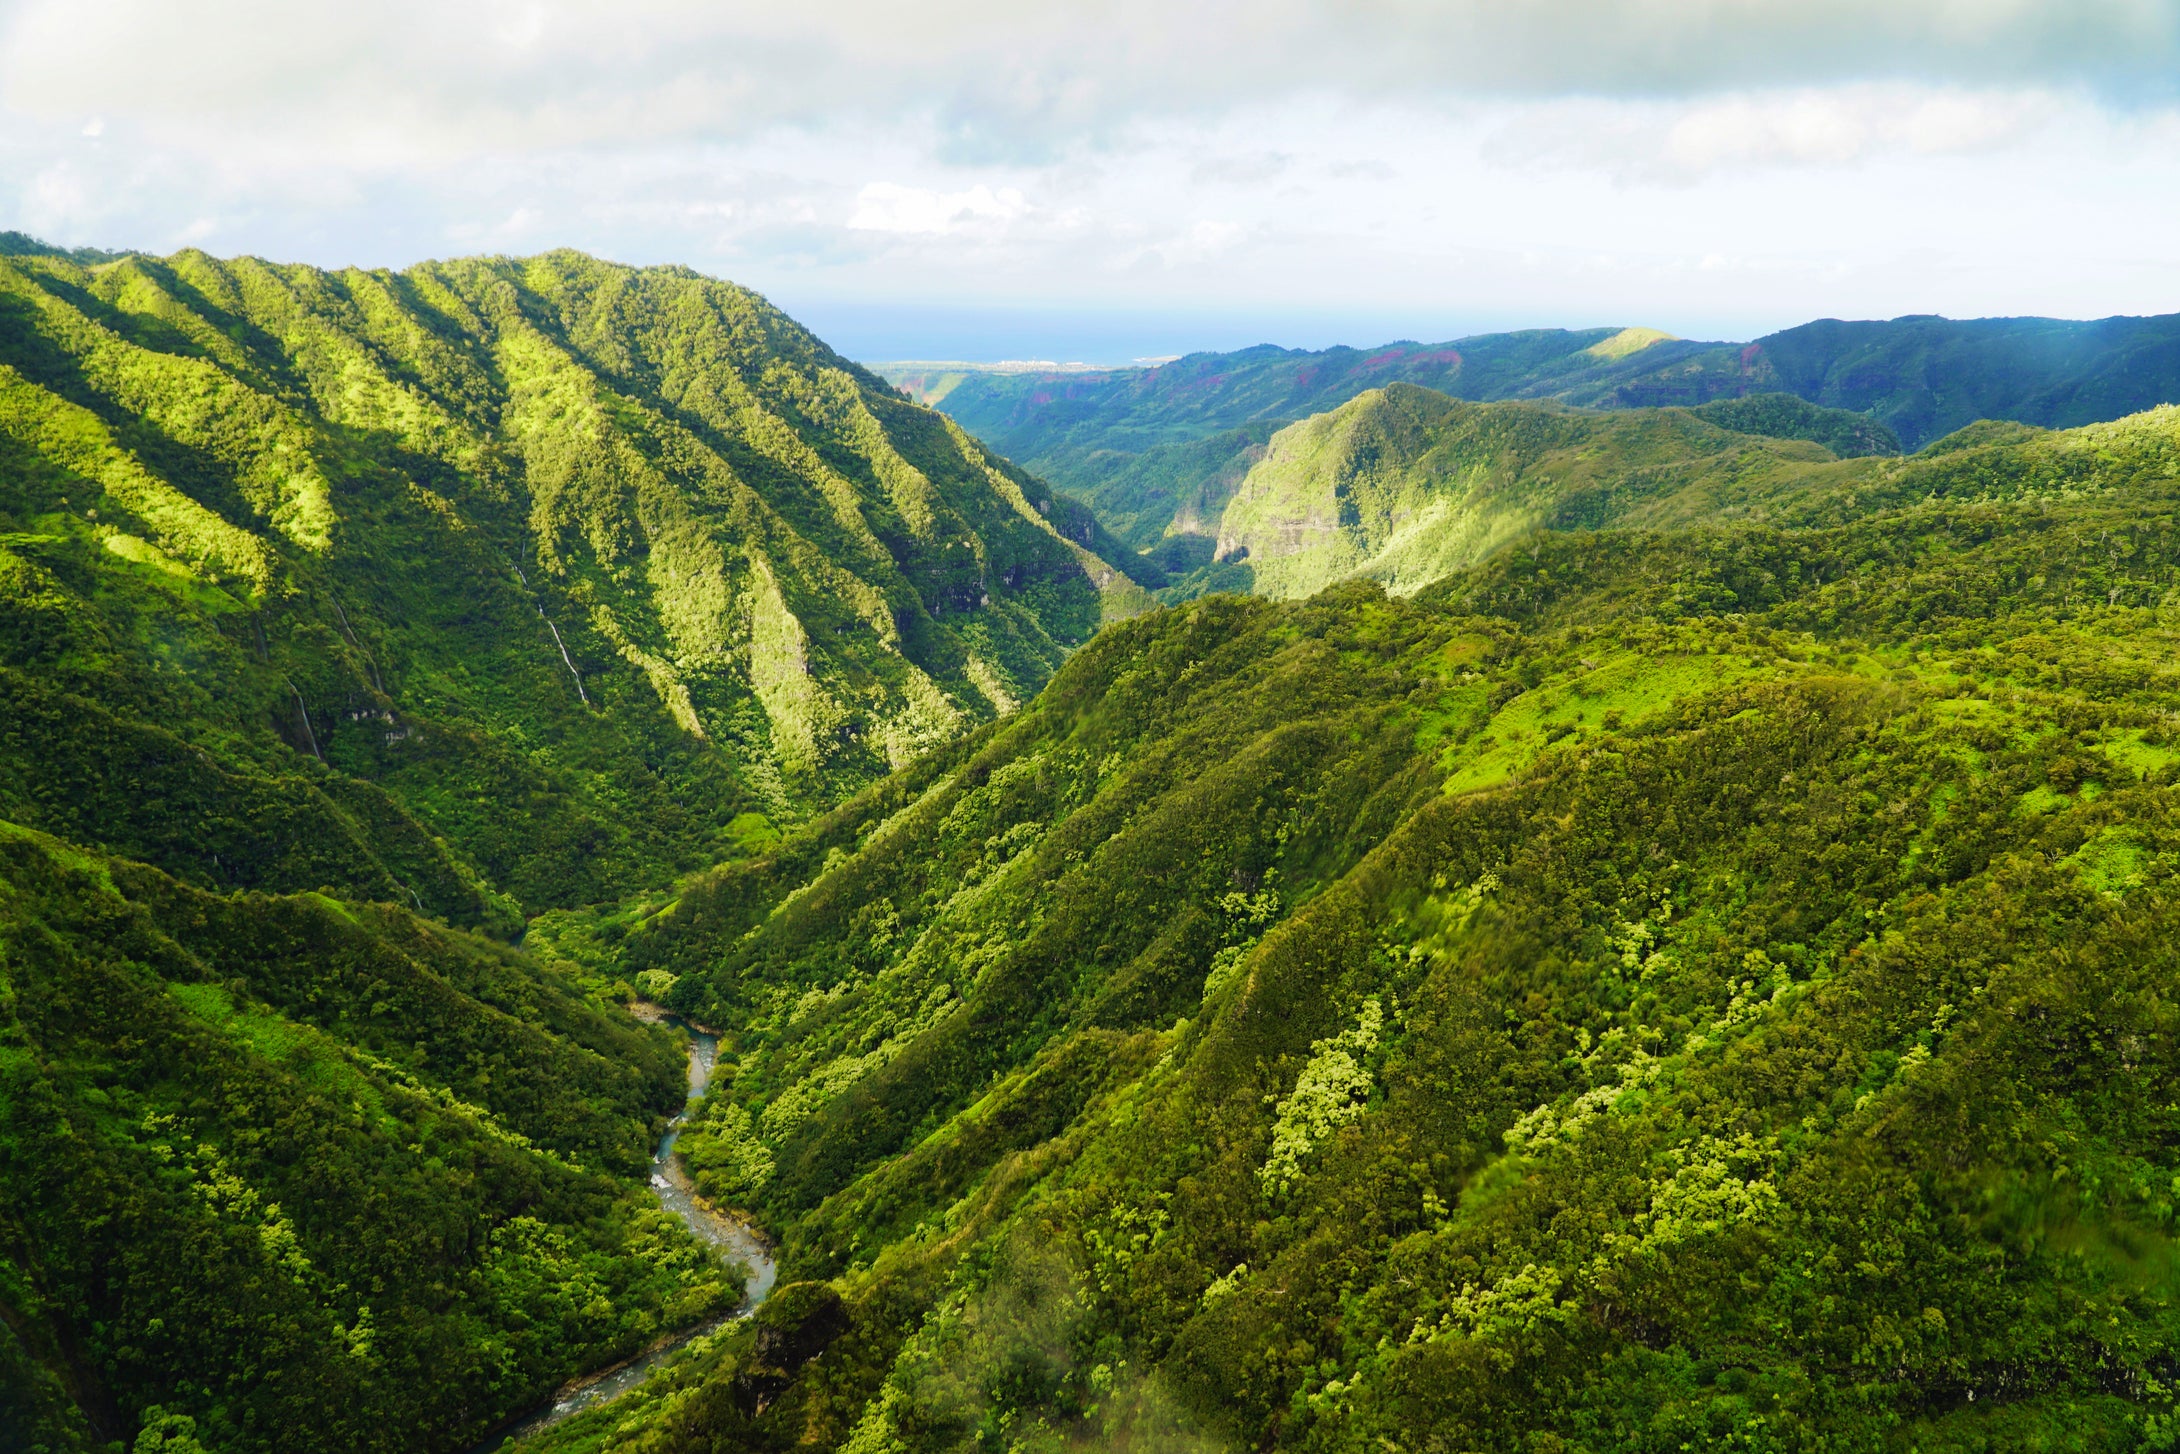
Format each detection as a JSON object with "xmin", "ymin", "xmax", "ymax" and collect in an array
[{"xmin": 469, "ymin": 1011, "xmax": 777, "ymax": 1451}]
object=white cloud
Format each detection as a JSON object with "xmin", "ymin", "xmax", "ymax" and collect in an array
[
  {"xmin": 849, "ymin": 183, "xmax": 1030, "ymax": 235},
  {"xmin": 1487, "ymin": 84, "xmax": 2065, "ymax": 182},
  {"xmin": 1131, "ymin": 220, "xmax": 1248, "ymax": 269},
  {"xmin": 0, "ymin": 1, "xmax": 2173, "ymax": 170},
  {"xmin": 447, "ymin": 204, "xmax": 547, "ymax": 246},
  {"xmin": 0, "ymin": 2, "xmax": 2176, "ymax": 350}
]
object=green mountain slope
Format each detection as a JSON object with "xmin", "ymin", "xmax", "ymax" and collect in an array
[
  {"xmin": 0, "ymin": 244, "xmax": 1147, "ymax": 917},
  {"xmin": 0, "ymin": 241, "xmax": 1160, "ymax": 1453},
  {"xmin": 1720, "ymin": 312, "xmax": 2180, "ymax": 448},
  {"xmin": 901, "ymin": 312, "xmax": 2180, "ymax": 561},
  {"xmin": 1200, "ymin": 384, "xmax": 1872, "ymax": 600},
  {"xmin": 502, "ymin": 403, "xmax": 2180, "ymax": 1453},
  {"xmin": 0, "ymin": 824, "xmax": 738, "ymax": 1454},
  {"xmin": 892, "ymin": 330, "xmax": 1743, "ymax": 553}
]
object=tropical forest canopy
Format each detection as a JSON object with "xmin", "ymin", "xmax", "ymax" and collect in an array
[{"xmin": 8, "ymin": 237, "xmax": 2180, "ymax": 1454}]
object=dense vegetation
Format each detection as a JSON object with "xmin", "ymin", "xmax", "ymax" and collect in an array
[
  {"xmin": 502, "ymin": 401, "xmax": 2180, "ymax": 1453},
  {"xmin": 1195, "ymin": 384, "xmax": 1879, "ymax": 601},
  {"xmin": 0, "ymin": 238, "xmax": 1153, "ymax": 1453},
  {"xmin": 0, "ymin": 824, "xmax": 743, "ymax": 1454},
  {"xmin": 898, "ymin": 311, "xmax": 2180, "ymax": 563},
  {"xmin": 16, "ymin": 230, "xmax": 2180, "ymax": 1453},
  {"xmin": 0, "ymin": 238, "xmax": 1147, "ymax": 912}
]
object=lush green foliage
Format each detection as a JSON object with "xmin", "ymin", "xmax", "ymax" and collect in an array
[
  {"xmin": 0, "ymin": 824, "xmax": 741, "ymax": 1454},
  {"xmin": 0, "ymin": 245, "xmax": 1148, "ymax": 917},
  {"xmin": 19, "ymin": 233, "xmax": 2180, "ymax": 1454},
  {"xmin": 511, "ymin": 401, "xmax": 2180, "ymax": 1454},
  {"xmin": 1201, "ymin": 384, "xmax": 1874, "ymax": 601},
  {"xmin": 0, "ymin": 241, "xmax": 1163, "ymax": 1454}
]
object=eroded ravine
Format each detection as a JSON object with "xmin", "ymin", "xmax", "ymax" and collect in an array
[{"xmin": 471, "ymin": 1014, "xmax": 776, "ymax": 1451}]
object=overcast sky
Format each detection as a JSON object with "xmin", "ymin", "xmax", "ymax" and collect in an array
[{"xmin": 5, "ymin": 1, "xmax": 2179, "ymax": 360}]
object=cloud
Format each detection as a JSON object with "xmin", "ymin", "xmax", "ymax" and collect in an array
[
  {"xmin": 1, "ymin": 1, "xmax": 2173, "ymax": 168},
  {"xmin": 849, "ymin": 183, "xmax": 1030, "ymax": 235},
  {"xmin": 1487, "ymin": 84, "xmax": 2065, "ymax": 182},
  {"xmin": 0, "ymin": 3, "xmax": 2177, "ymax": 348},
  {"xmin": 1191, "ymin": 153, "xmax": 1294, "ymax": 186}
]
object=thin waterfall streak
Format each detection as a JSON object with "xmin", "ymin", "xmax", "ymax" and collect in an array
[
  {"xmin": 541, "ymin": 611, "xmax": 589, "ymax": 705},
  {"xmin": 287, "ymin": 680, "xmax": 323, "ymax": 761},
  {"xmin": 329, "ymin": 595, "xmax": 358, "ymax": 646},
  {"xmin": 329, "ymin": 596, "xmax": 386, "ymax": 695},
  {"xmin": 511, "ymin": 562, "xmax": 585, "ymax": 705}
]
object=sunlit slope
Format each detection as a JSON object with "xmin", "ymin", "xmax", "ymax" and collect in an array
[
  {"xmin": 1202, "ymin": 389, "xmax": 2180, "ymax": 602},
  {"xmin": 512, "ymin": 404, "xmax": 2180, "ymax": 1453},
  {"xmin": 908, "ymin": 329, "xmax": 1736, "ymax": 552},
  {"xmin": 0, "ymin": 242, "xmax": 1147, "ymax": 913},
  {"xmin": 1201, "ymin": 384, "xmax": 1865, "ymax": 598}
]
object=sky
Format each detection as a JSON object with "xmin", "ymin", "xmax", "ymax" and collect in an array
[{"xmin": 4, "ymin": 1, "xmax": 2180, "ymax": 363}]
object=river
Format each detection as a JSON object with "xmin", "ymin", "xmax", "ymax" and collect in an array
[{"xmin": 468, "ymin": 1013, "xmax": 778, "ymax": 1451}]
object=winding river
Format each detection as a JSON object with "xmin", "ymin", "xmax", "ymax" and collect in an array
[{"xmin": 470, "ymin": 1014, "xmax": 778, "ymax": 1452}]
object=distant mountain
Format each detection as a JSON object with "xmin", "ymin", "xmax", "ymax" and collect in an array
[
  {"xmin": 896, "ymin": 311, "xmax": 2180, "ymax": 558},
  {"xmin": 1721, "ymin": 313, "xmax": 2180, "ymax": 447}
]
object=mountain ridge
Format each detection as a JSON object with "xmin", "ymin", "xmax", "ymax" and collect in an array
[
  {"xmin": 900, "ymin": 309, "xmax": 2180, "ymax": 562},
  {"xmin": 0, "ymin": 243, "xmax": 1152, "ymax": 916}
]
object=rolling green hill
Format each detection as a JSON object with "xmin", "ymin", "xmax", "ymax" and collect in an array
[
  {"xmin": 488, "ymin": 401, "xmax": 2180, "ymax": 1454},
  {"xmin": 1196, "ymin": 384, "xmax": 1871, "ymax": 600},
  {"xmin": 0, "ymin": 240, "xmax": 1155, "ymax": 1454},
  {"xmin": 899, "ymin": 311, "xmax": 2180, "ymax": 565}
]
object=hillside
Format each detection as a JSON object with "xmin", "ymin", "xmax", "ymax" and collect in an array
[
  {"xmin": 490, "ymin": 402, "xmax": 2180, "ymax": 1453},
  {"xmin": 893, "ymin": 329, "xmax": 1743, "ymax": 553},
  {"xmin": 1197, "ymin": 384, "xmax": 1870, "ymax": 600},
  {"xmin": 0, "ymin": 822, "xmax": 742, "ymax": 1454},
  {"xmin": 0, "ymin": 242, "xmax": 1153, "ymax": 1454},
  {"xmin": 899, "ymin": 311, "xmax": 2180, "ymax": 561},
  {"xmin": 0, "ymin": 243, "xmax": 1149, "ymax": 917}
]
